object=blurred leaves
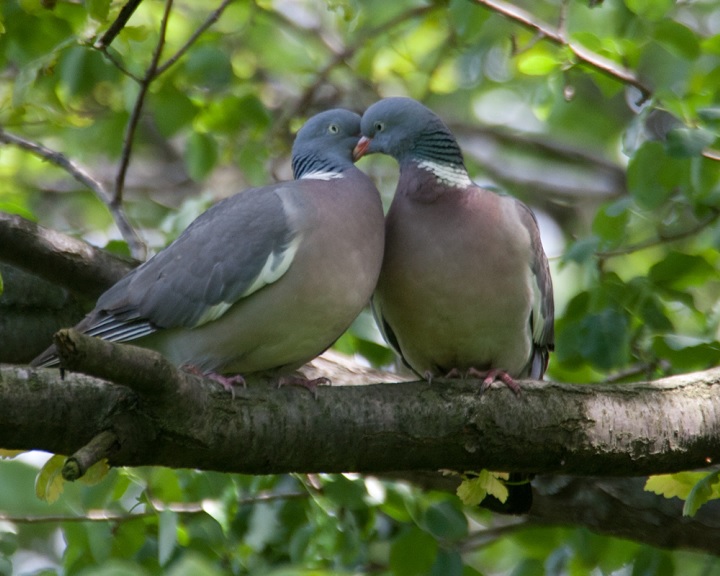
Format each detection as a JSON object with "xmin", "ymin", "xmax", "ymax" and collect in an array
[{"xmin": 3, "ymin": 0, "xmax": 720, "ymax": 573}]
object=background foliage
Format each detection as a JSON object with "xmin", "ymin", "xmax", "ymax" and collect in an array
[{"xmin": 1, "ymin": 0, "xmax": 720, "ymax": 573}]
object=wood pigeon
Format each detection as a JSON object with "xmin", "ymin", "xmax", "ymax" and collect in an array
[
  {"xmin": 32, "ymin": 109, "xmax": 386, "ymax": 386},
  {"xmin": 353, "ymin": 97, "xmax": 554, "ymax": 391}
]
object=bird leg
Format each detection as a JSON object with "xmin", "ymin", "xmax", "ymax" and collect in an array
[
  {"xmin": 467, "ymin": 367, "xmax": 521, "ymax": 396},
  {"xmin": 277, "ymin": 375, "xmax": 331, "ymax": 398},
  {"xmin": 182, "ymin": 365, "xmax": 246, "ymax": 396}
]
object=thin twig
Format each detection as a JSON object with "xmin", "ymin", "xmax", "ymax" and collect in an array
[
  {"xmin": 471, "ymin": 0, "xmax": 652, "ymax": 100},
  {"xmin": 0, "ymin": 492, "xmax": 308, "ymax": 524},
  {"xmin": 155, "ymin": 0, "xmax": 236, "ymax": 77},
  {"xmin": 0, "ymin": 129, "xmax": 144, "ymax": 257},
  {"xmin": 113, "ymin": 0, "xmax": 173, "ymax": 209},
  {"xmin": 95, "ymin": 0, "xmax": 145, "ymax": 49},
  {"xmin": 597, "ymin": 209, "xmax": 720, "ymax": 259},
  {"xmin": 273, "ymin": 3, "xmax": 439, "ymax": 138},
  {"xmin": 458, "ymin": 522, "xmax": 527, "ymax": 551}
]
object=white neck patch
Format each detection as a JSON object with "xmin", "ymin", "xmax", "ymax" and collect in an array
[
  {"xmin": 300, "ymin": 170, "xmax": 345, "ymax": 181},
  {"xmin": 417, "ymin": 159, "xmax": 472, "ymax": 188}
]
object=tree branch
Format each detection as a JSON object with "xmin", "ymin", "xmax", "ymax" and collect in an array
[
  {"xmin": 113, "ymin": 0, "xmax": 174, "ymax": 213},
  {"xmin": 0, "ymin": 131, "xmax": 144, "ymax": 257},
  {"xmin": 471, "ymin": 0, "xmax": 653, "ymax": 99},
  {"xmin": 95, "ymin": 0, "xmax": 145, "ymax": 49},
  {"xmin": 155, "ymin": 0, "xmax": 236, "ymax": 77},
  {"xmin": 0, "ymin": 213, "xmax": 134, "ymax": 298},
  {"xmin": 4, "ymin": 340, "xmax": 720, "ymax": 554},
  {"xmin": 3, "ymin": 335, "xmax": 720, "ymax": 477}
]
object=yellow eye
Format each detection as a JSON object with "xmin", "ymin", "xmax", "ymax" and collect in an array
[{"xmin": 328, "ymin": 124, "xmax": 339, "ymax": 134}]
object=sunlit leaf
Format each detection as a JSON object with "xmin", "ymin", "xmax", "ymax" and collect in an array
[
  {"xmin": 517, "ymin": 53, "xmax": 559, "ymax": 76},
  {"xmin": 78, "ymin": 458, "xmax": 110, "ymax": 485},
  {"xmin": 456, "ymin": 470, "xmax": 508, "ymax": 507},
  {"xmin": 35, "ymin": 454, "xmax": 66, "ymax": 503}
]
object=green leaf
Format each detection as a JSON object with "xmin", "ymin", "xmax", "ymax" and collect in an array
[
  {"xmin": 562, "ymin": 236, "xmax": 599, "ymax": 266},
  {"xmin": 684, "ymin": 470, "xmax": 720, "ymax": 516},
  {"xmin": 592, "ymin": 198, "xmax": 631, "ymax": 248},
  {"xmin": 150, "ymin": 83, "xmax": 199, "ymax": 138},
  {"xmin": 78, "ymin": 458, "xmax": 110, "ymax": 486},
  {"xmin": 456, "ymin": 471, "xmax": 508, "ymax": 507},
  {"xmin": 624, "ymin": 0, "xmax": 673, "ymax": 21},
  {"xmin": 184, "ymin": 45, "xmax": 233, "ymax": 90},
  {"xmin": 35, "ymin": 454, "xmax": 66, "ymax": 503},
  {"xmin": 431, "ymin": 549, "xmax": 464, "ymax": 576},
  {"xmin": 649, "ymin": 252, "xmax": 716, "ymax": 290},
  {"xmin": 627, "ymin": 141, "xmax": 690, "ymax": 209},
  {"xmin": 652, "ymin": 335, "xmax": 720, "ymax": 371},
  {"xmin": 653, "ymin": 20, "xmax": 700, "ymax": 60},
  {"xmin": 422, "ymin": 501, "xmax": 468, "ymax": 542},
  {"xmin": 390, "ymin": 526, "xmax": 438, "ymax": 576},
  {"xmin": 184, "ymin": 131, "xmax": 218, "ymax": 181},
  {"xmin": 698, "ymin": 106, "xmax": 720, "ymax": 126},
  {"xmin": 323, "ymin": 474, "xmax": 368, "ymax": 510},
  {"xmin": 646, "ymin": 471, "xmax": 707, "ymax": 499},
  {"xmin": 665, "ymin": 127, "xmax": 716, "ymax": 157},
  {"xmin": 517, "ymin": 53, "xmax": 558, "ymax": 76},
  {"xmin": 87, "ymin": 0, "xmax": 110, "ymax": 22},
  {"xmin": 556, "ymin": 306, "xmax": 631, "ymax": 371},
  {"xmin": 166, "ymin": 553, "xmax": 225, "ymax": 576},
  {"xmin": 631, "ymin": 548, "xmax": 673, "ymax": 576}
]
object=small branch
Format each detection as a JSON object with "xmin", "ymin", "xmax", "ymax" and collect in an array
[
  {"xmin": 95, "ymin": 0, "xmax": 145, "ymax": 49},
  {"xmin": 0, "ymin": 491, "xmax": 307, "ymax": 524},
  {"xmin": 273, "ymin": 4, "xmax": 439, "ymax": 138},
  {"xmin": 53, "ymin": 329, "xmax": 196, "ymax": 404},
  {"xmin": 0, "ymin": 130, "xmax": 144, "ymax": 257},
  {"xmin": 471, "ymin": 0, "xmax": 652, "ymax": 99},
  {"xmin": 113, "ymin": 0, "xmax": 174, "ymax": 211},
  {"xmin": 155, "ymin": 0, "xmax": 236, "ymax": 77},
  {"xmin": 63, "ymin": 430, "xmax": 119, "ymax": 481},
  {"xmin": 597, "ymin": 209, "xmax": 720, "ymax": 259}
]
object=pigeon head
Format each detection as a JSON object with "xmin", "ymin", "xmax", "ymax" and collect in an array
[
  {"xmin": 353, "ymin": 97, "xmax": 465, "ymax": 167},
  {"xmin": 292, "ymin": 109, "xmax": 362, "ymax": 179}
]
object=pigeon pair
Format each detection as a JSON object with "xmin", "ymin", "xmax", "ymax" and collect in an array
[{"xmin": 33, "ymin": 99, "xmax": 554, "ymax": 393}]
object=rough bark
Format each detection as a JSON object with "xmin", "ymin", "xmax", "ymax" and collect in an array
[
  {"xmin": 2, "ymin": 344, "xmax": 720, "ymax": 554},
  {"xmin": 3, "ymin": 336, "xmax": 720, "ymax": 476},
  {"xmin": 0, "ymin": 212, "xmax": 135, "ymax": 299}
]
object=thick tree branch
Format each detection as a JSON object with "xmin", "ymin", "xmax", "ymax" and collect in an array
[
  {"xmin": 3, "ymin": 341, "xmax": 720, "ymax": 554},
  {"xmin": 0, "ymin": 213, "xmax": 134, "ymax": 299},
  {"xmin": 3, "ymin": 335, "xmax": 719, "ymax": 477}
]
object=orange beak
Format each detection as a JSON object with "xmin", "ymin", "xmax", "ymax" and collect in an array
[{"xmin": 352, "ymin": 136, "xmax": 371, "ymax": 162}]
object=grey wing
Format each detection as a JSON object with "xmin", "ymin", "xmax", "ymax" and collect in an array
[
  {"xmin": 370, "ymin": 296, "xmax": 419, "ymax": 376},
  {"xmin": 83, "ymin": 184, "xmax": 302, "ymax": 341},
  {"xmin": 513, "ymin": 198, "xmax": 555, "ymax": 379}
]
